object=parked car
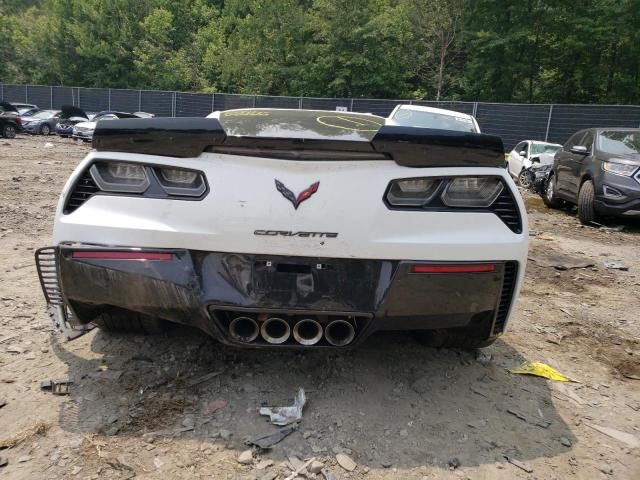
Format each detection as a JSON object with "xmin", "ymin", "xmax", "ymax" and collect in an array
[
  {"xmin": 35, "ymin": 108, "xmax": 527, "ymax": 350},
  {"xmin": 544, "ymin": 128, "xmax": 640, "ymax": 223},
  {"xmin": 55, "ymin": 105, "xmax": 91, "ymax": 138},
  {"xmin": 72, "ymin": 110, "xmax": 141, "ymax": 142},
  {"xmin": 11, "ymin": 102, "xmax": 38, "ymax": 114},
  {"xmin": 507, "ymin": 140, "xmax": 562, "ymax": 187},
  {"xmin": 0, "ymin": 101, "xmax": 23, "ymax": 138},
  {"xmin": 21, "ymin": 109, "xmax": 62, "ymax": 135},
  {"xmin": 387, "ymin": 104, "xmax": 481, "ymax": 133},
  {"xmin": 133, "ymin": 111, "xmax": 155, "ymax": 118}
]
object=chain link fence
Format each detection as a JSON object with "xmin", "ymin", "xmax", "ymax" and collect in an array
[{"xmin": 3, "ymin": 83, "xmax": 640, "ymax": 150}]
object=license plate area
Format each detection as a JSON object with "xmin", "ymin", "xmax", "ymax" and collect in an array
[{"xmin": 253, "ymin": 260, "xmax": 338, "ymax": 294}]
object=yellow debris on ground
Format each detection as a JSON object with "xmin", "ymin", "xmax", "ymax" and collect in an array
[{"xmin": 510, "ymin": 361, "xmax": 571, "ymax": 382}]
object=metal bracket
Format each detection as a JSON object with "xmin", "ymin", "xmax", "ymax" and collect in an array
[{"xmin": 40, "ymin": 379, "xmax": 74, "ymax": 395}]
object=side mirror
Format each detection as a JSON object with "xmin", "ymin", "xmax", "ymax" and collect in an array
[
  {"xmin": 571, "ymin": 145, "xmax": 589, "ymax": 155},
  {"xmin": 519, "ymin": 150, "xmax": 527, "ymax": 157}
]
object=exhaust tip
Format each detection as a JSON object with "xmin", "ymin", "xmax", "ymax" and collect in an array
[
  {"xmin": 325, "ymin": 319, "xmax": 355, "ymax": 346},
  {"xmin": 293, "ymin": 318, "xmax": 323, "ymax": 345},
  {"xmin": 260, "ymin": 317, "xmax": 291, "ymax": 344},
  {"xmin": 229, "ymin": 316, "xmax": 259, "ymax": 343}
]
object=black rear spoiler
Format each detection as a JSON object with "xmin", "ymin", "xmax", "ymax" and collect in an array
[{"xmin": 93, "ymin": 117, "xmax": 505, "ymax": 168}]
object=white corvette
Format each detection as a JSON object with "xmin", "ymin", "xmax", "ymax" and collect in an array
[{"xmin": 37, "ymin": 108, "xmax": 527, "ymax": 349}]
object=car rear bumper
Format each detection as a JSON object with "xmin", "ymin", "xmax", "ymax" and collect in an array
[
  {"xmin": 38, "ymin": 244, "xmax": 520, "ymax": 348},
  {"xmin": 72, "ymin": 132, "xmax": 92, "ymax": 141}
]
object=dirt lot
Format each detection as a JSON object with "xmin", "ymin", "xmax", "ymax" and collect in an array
[{"xmin": 0, "ymin": 135, "xmax": 639, "ymax": 480}]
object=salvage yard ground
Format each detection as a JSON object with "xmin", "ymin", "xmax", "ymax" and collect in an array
[{"xmin": 0, "ymin": 135, "xmax": 639, "ymax": 479}]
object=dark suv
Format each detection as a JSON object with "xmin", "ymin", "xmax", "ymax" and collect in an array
[
  {"xmin": 0, "ymin": 101, "xmax": 23, "ymax": 138},
  {"xmin": 544, "ymin": 128, "xmax": 640, "ymax": 223}
]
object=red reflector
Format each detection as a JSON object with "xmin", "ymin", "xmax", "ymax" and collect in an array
[
  {"xmin": 411, "ymin": 264, "xmax": 496, "ymax": 274},
  {"xmin": 72, "ymin": 251, "xmax": 172, "ymax": 261}
]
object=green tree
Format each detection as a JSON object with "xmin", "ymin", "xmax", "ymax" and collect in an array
[
  {"xmin": 304, "ymin": 0, "xmax": 412, "ymax": 97},
  {"xmin": 209, "ymin": 0, "xmax": 308, "ymax": 95},
  {"xmin": 66, "ymin": 0, "xmax": 155, "ymax": 87},
  {"xmin": 134, "ymin": 8, "xmax": 193, "ymax": 90},
  {"xmin": 404, "ymin": 0, "xmax": 464, "ymax": 100}
]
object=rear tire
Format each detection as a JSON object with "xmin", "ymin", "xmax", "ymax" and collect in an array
[
  {"xmin": 94, "ymin": 309, "xmax": 166, "ymax": 334},
  {"xmin": 542, "ymin": 174, "xmax": 563, "ymax": 208},
  {"xmin": 577, "ymin": 180, "xmax": 596, "ymax": 224},
  {"xmin": 2, "ymin": 124, "xmax": 17, "ymax": 139}
]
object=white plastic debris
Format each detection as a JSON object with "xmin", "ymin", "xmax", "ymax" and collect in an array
[
  {"xmin": 259, "ymin": 388, "xmax": 306, "ymax": 425},
  {"xmin": 44, "ymin": 142, "xmax": 54, "ymax": 148}
]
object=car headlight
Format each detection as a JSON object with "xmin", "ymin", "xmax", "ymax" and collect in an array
[
  {"xmin": 602, "ymin": 161, "xmax": 638, "ymax": 177},
  {"xmin": 441, "ymin": 177, "xmax": 504, "ymax": 207},
  {"xmin": 386, "ymin": 178, "xmax": 440, "ymax": 206},
  {"xmin": 90, "ymin": 162, "xmax": 151, "ymax": 193}
]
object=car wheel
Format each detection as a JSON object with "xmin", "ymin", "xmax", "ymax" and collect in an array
[
  {"xmin": 542, "ymin": 174, "xmax": 563, "ymax": 208},
  {"xmin": 2, "ymin": 124, "xmax": 17, "ymax": 139},
  {"xmin": 518, "ymin": 169, "xmax": 534, "ymax": 188},
  {"xmin": 94, "ymin": 309, "xmax": 167, "ymax": 334},
  {"xmin": 40, "ymin": 124, "xmax": 51, "ymax": 135},
  {"xmin": 577, "ymin": 180, "xmax": 596, "ymax": 225}
]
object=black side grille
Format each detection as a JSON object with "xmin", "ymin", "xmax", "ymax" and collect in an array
[
  {"xmin": 35, "ymin": 247, "xmax": 64, "ymax": 305},
  {"xmin": 489, "ymin": 188, "xmax": 522, "ymax": 233},
  {"xmin": 493, "ymin": 261, "xmax": 518, "ymax": 334},
  {"xmin": 64, "ymin": 170, "xmax": 99, "ymax": 214}
]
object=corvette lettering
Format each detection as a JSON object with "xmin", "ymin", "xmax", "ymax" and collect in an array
[{"xmin": 254, "ymin": 230, "xmax": 338, "ymax": 238}]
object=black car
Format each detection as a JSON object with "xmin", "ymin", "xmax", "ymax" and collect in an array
[
  {"xmin": 0, "ymin": 101, "xmax": 23, "ymax": 138},
  {"xmin": 544, "ymin": 128, "xmax": 640, "ymax": 223}
]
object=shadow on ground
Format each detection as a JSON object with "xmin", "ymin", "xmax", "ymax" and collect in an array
[{"xmin": 52, "ymin": 326, "xmax": 573, "ymax": 469}]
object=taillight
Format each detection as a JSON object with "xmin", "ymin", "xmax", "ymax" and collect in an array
[
  {"xmin": 441, "ymin": 177, "xmax": 504, "ymax": 207},
  {"xmin": 411, "ymin": 264, "xmax": 496, "ymax": 273},
  {"xmin": 16, "ymin": 115, "xmax": 22, "ymax": 125},
  {"xmin": 154, "ymin": 167, "xmax": 207, "ymax": 197},
  {"xmin": 87, "ymin": 161, "xmax": 207, "ymax": 198},
  {"xmin": 386, "ymin": 178, "xmax": 440, "ymax": 206},
  {"xmin": 90, "ymin": 162, "xmax": 150, "ymax": 193},
  {"xmin": 385, "ymin": 176, "xmax": 504, "ymax": 209},
  {"xmin": 72, "ymin": 251, "xmax": 172, "ymax": 260}
]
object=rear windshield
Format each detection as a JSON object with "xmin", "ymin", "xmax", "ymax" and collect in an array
[
  {"xmin": 391, "ymin": 109, "xmax": 476, "ymax": 132},
  {"xmin": 219, "ymin": 109, "xmax": 385, "ymax": 141},
  {"xmin": 598, "ymin": 131, "xmax": 640, "ymax": 155}
]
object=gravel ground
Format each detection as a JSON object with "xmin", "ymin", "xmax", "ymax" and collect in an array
[{"xmin": 0, "ymin": 135, "xmax": 639, "ymax": 480}]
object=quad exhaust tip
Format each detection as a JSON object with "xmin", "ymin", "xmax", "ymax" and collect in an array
[
  {"xmin": 293, "ymin": 318, "xmax": 323, "ymax": 345},
  {"xmin": 325, "ymin": 319, "xmax": 356, "ymax": 346},
  {"xmin": 229, "ymin": 316, "xmax": 260, "ymax": 343},
  {"xmin": 260, "ymin": 317, "xmax": 291, "ymax": 344}
]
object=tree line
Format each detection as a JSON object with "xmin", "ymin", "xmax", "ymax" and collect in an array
[{"xmin": 1, "ymin": 0, "xmax": 639, "ymax": 104}]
